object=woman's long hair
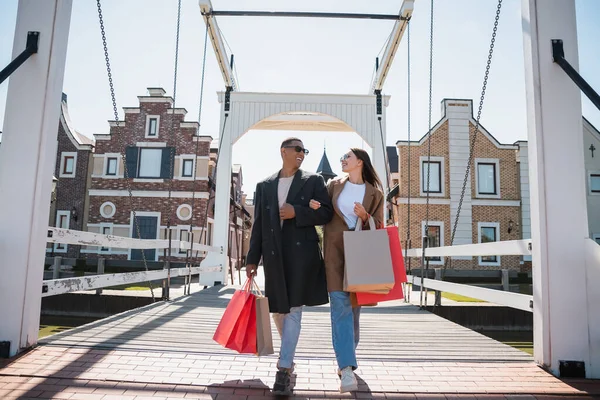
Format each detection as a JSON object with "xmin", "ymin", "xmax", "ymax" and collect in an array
[{"xmin": 350, "ymin": 148, "xmax": 382, "ymax": 189}]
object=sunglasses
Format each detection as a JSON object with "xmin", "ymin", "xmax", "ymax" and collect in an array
[
  {"xmin": 283, "ymin": 145, "xmax": 309, "ymax": 155},
  {"xmin": 340, "ymin": 153, "xmax": 351, "ymax": 162}
]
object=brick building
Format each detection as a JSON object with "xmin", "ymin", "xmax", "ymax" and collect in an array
[
  {"xmin": 82, "ymin": 87, "xmax": 249, "ymax": 264},
  {"xmin": 48, "ymin": 94, "xmax": 94, "ymax": 258},
  {"xmin": 395, "ymin": 99, "xmax": 527, "ymax": 271}
]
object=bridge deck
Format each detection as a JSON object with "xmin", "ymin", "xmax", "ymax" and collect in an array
[{"xmin": 0, "ymin": 286, "xmax": 597, "ymax": 399}]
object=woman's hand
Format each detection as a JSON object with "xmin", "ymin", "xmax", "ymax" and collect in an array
[
  {"xmin": 353, "ymin": 202, "xmax": 368, "ymax": 222},
  {"xmin": 309, "ymin": 199, "xmax": 321, "ymax": 210}
]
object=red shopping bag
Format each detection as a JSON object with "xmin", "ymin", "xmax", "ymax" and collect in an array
[
  {"xmin": 213, "ymin": 279, "xmax": 258, "ymax": 354},
  {"xmin": 355, "ymin": 227, "xmax": 407, "ymax": 305}
]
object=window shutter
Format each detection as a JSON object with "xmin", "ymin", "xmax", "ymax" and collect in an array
[
  {"xmin": 125, "ymin": 147, "xmax": 138, "ymax": 178},
  {"xmin": 161, "ymin": 147, "xmax": 175, "ymax": 178}
]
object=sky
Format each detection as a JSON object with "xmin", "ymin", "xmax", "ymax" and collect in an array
[{"xmin": 1, "ymin": 0, "xmax": 599, "ymax": 196}]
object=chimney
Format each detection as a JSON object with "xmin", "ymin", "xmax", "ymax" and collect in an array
[{"xmin": 147, "ymin": 88, "xmax": 167, "ymax": 97}]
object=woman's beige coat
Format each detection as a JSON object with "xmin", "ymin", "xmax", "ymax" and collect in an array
[{"xmin": 322, "ymin": 176, "xmax": 385, "ymax": 292}]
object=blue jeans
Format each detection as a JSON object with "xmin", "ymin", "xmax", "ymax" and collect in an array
[
  {"xmin": 330, "ymin": 291, "xmax": 361, "ymax": 370},
  {"xmin": 272, "ymin": 306, "xmax": 303, "ymax": 370}
]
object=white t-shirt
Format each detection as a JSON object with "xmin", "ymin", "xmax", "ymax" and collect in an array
[
  {"xmin": 278, "ymin": 176, "xmax": 294, "ymax": 227},
  {"xmin": 337, "ymin": 181, "xmax": 366, "ymax": 229}
]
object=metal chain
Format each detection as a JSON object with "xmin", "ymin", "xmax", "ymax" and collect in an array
[
  {"xmin": 443, "ymin": 0, "xmax": 503, "ymax": 277},
  {"xmin": 96, "ymin": 0, "xmax": 155, "ymax": 301},
  {"xmin": 163, "ymin": 0, "xmax": 183, "ymax": 296},
  {"xmin": 420, "ymin": 0, "xmax": 434, "ymax": 308}
]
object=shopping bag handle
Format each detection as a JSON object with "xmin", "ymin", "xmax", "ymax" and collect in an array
[
  {"xmin": 355, "ymin": 216, "xmax": 376, "ymax": 231},
  {"xmin": 242, "ymin": 277, "xmax": 264, "ymax": 297}
]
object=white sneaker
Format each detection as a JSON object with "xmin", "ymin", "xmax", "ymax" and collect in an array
[{"xmin": 339, "ymin": 366, "xmax": 358, "ymax": 393}]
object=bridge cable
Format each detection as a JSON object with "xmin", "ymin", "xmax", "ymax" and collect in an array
[
  {"xmin": 96, "ymin": 0, "xmax": 156, "ymax": 301},
  {"xmin": 441, "ymin": 0, "xmax": 503, "ymax": 285},
  {"xmin": 420, "ymin": 0, "xmax": 435, "ymax": 309}
]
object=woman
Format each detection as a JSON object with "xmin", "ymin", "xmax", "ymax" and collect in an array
[{"xmin": 309, "ymin": 148, "xmax": 384, "ymax": 393}]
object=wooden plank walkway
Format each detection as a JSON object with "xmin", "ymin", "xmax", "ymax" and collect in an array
[{"xmin": 1, "ymin": 286, "xmax": 598, "ymax": 399}]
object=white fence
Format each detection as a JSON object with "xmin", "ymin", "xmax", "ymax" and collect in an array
[
  {"xmin": 406, "ymin": 239, "xmax": 534, "ymax": 312},
  {"xmin": 44, "ymin": 227, "xmax": 223, "ymax": 297}
]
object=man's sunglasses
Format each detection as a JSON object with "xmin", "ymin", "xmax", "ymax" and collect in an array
[{"xmin": 283, "ymin": 145, "xmax": 309, "ymax": 155}]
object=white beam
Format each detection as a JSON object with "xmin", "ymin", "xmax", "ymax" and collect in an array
[
  {"xmin": 405, "ymin": 239, "xmax": 532, "ymax": 258},
  {"xmin": 522, "ymin": 0, "xmax": 594, "ymax": 378},
  {"xmin": 406, "ymin": 275, "xmax": 533, "ymax": 312},
  {"xmin": 41, "ymin": 266, "xmax": 222, "ymax": 297},
  {"xmin": 198, "ymin": 0, "xmax": 236, "ymax": 89},
  {"xmin": 47, "ymin": 227, "xmax": 222, "ymax": 254},
  {"xmin": 0, "ymin": 0, "xmax": 73, "ymax": 357},
  {"xmin": 372, "ymin": 0, "xmax": 414, "ymax": 92},
  {"xmin": 200, "ymin": 102, "xmax": 232, "ymax": 286}
]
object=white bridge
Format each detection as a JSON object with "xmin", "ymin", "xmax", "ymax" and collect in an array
[{"xmin": 0, "ymin": 0, "xmax": 599, "ymax": 383}]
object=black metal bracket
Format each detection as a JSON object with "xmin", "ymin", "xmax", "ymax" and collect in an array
[
  {"xmin": 224, "ymin": 86, "xmax": 232, "ymax": 113},
  {"xmin": 0, "ymin": 31, "xmax": 40, "ymax": 85},
  {"xmin": 206, "ymin": 11, "xmax": 408, "ymax": 21},
  {"xmin": 552, "ymin": 39, "xmax": 600, "ymax": 112},
  {"xmin": 374, "ymin": 89, "xmax": 383, "ymax": 115}
]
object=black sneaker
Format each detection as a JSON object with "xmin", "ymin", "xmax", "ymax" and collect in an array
[{"xmin": 272, "ymin": 369, "xmax": 292, "ymax": 395}]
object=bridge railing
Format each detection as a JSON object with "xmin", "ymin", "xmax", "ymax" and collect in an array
[
  {"xmin": 405, "ymin": 239, "xmax": 534, "ymax": 312},
  {"xmin": 43, "ymin": 227, "xmax": 222, "ymax": 297}
]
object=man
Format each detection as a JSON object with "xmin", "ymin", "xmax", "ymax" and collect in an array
[{"xmin": 246, "ymin": 137, "xmax": 333, "ymax": 395}]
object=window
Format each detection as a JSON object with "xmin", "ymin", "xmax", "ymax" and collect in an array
[
  {"xmin": 422, "ymin": 221, "xmax": 444, "ymax": 264},
  {"xmin": 138, "ymin": 148, "xmax": 162, "ymax": 178},
  {"xmin": 100, "ymin": 201, "xmax": 116, "ymax": 219},
  {"xmin": 593, "ymin": 234, "xmax": 600, "ymax": 245},
  {"xmin": 422, "ymin": 162, "xmax": 441, "ymax": 193},
  {"xmin": 59, "ymin": 152, "xmax": 77, "ymax": 178},
  {"xmin": 475, "ymin": 159, "xmax": 500, "ymax": 198},
  {"xmin": 478, "ymin": 222, "xmax": 500, "ymax": 265},
  {"xmin": 106, "ymin": 157, "xmax": 118, "ymax": 176},
  {"xmin": 147, "ymin": 117, "xmax": 158, "ymax": 137},
  {"xmin": 125, "ymin": 146, "xmax": 174, "ymax": 179},
  {"xmin": 590, "ymin": 174, "xmax": 600, "ymax": 193},
  {"xmin": 477, "ymin": 163, "xmax": 496, "ymax": 194},
  {"xmin": 420, "ymin": 156, "xmax": 444, "ymax": 196},
  {"xmin": 182, "ymin": 159, "xmax": 194, "ymax": 178},
  {"xmin": 179, "ymin": 229, "xmax": 190, "ymax": 254},
  {"xmin": 54, "ymin": 211, "xmax": 70, "ymax": 252},
  {"xmin": 100, "ymin": 226, "xmax": 111, "ymax": 252}
]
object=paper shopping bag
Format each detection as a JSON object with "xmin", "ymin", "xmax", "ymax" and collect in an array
[
  {"xmin": 255, "ymin": 295, "xmax": 274, "ymax": 356},
  {"xmin": 213, "ymin": 279, "xmax": 257, "ymax": 354},
  {"xmin": 343, "ymin": 217, "xmax": 394, "ymax": 293},
  {"xmin": 355, "ymin": 226, "xmax": 407, "ymax": 305}
]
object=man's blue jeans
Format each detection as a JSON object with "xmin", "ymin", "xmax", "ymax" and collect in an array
[
  {"xmin": 330, "ymin": 291, "xmax": 361, "ymax": 370},
  {"xmin": 272, "ymin": 306, "xmax": 303, "ymax": 370}
]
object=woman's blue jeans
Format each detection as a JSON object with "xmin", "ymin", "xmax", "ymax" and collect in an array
[{"xmin": 329, "ymin": 291, "xmax": 361, "ymax": 370}]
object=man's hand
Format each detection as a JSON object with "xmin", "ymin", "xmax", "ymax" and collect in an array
[
  {"xmin": 246, "ymin": 264, "xmax": 257, "ymax": 279},
  {"xmin": 279, "ymin": 203, "xmax": 296, "ymax": 220},
  {"xmin": 309, "ymin": 199, "xmax": 321, "ymax": 210}
]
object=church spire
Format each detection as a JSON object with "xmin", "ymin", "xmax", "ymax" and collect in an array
[{"xmin": 316, "ymin": 143, "xmax": 336, "ymax": 183}]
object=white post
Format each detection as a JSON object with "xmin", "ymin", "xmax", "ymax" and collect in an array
[
  {"xmin": 522, "ymin": 0, "xmax": 593, "ymax": 377},
  {"xmin": 0, "ymin": 0, "xmax": 73, "ymax": 357},
  {"xmin": 200, "ymin": 94, "xmax": 231, "ymax": 286}
]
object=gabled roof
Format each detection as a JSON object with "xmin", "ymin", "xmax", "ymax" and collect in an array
[
  {"xmin": 60, "ymin": 93, "xmax": 94, "ymax": 150},
  {"xmin": 396, "ymin": 98, "xmax": 518, "ymax": 150}
]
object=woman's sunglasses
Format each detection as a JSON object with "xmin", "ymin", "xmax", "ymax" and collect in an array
[
  {"xmin": 340, "ymin": 153, "xmax": 351, "ymax": 162},
  {"xmin": 283, "ymin": 145, "xmax": 309, "ymax": 155}
]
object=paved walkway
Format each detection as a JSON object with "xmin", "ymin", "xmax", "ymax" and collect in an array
[{"xmin": 1, "ymin": 285, "xmax": 599, "ymax": 399}]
